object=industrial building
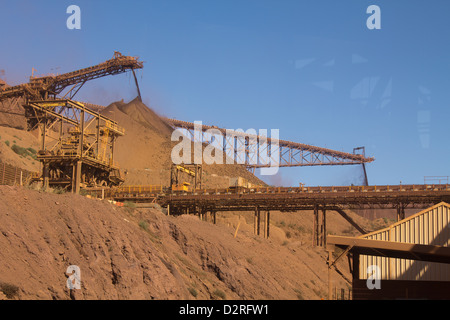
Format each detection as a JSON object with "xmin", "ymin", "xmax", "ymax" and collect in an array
[{"xmin": 327, "ymin": 202, "xmax": 450, "ymax": 299}]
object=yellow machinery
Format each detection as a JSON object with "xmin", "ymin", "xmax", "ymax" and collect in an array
[
  {"xmin": 172, "ymin": 182, "xmax": 191, "ymax": 192},
  {"xmin": 170, "ymin": 164, "xmax": 202, "ymax": 193},
  {"xmin": 27, "ymin": 99, "xmax": 125, "ymax": 192}
]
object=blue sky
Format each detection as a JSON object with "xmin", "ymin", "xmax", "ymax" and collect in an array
[{"xmin": 1, "ymin": 0, "xmax": 450, "ymax": 186}]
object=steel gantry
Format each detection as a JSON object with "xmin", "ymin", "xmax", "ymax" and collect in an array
[
  {"xmin": 152, "ymin": 183, "xmax": 450, "ymax": 242},
  {"xmin": 170, "ymin": 164, "xmax": 203, "ymax": 193},
  {"xmin": 28, "ymin": 99, "xmax": 125, "ymax": 192}
]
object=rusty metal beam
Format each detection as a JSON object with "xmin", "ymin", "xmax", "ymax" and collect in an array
[
  {"xmin": 334, "ymin": 208, "xmax": 367, "ymax": 235},
  {"xmin": 327, "ymin": 235, "xmax": 450, "ymax": 264}
]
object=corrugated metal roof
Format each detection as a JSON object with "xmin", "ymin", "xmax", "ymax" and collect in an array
[{"xmin": 359, "ymin": 202, "xmax": 450, "ymax": 281}]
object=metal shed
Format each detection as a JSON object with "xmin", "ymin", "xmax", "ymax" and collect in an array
[
  {"xmin": 359, "ymin": 202, "xmax": 450, "ymax": 281},
  {"xmin": 327, "ymin": 202, "xmax": 450, "ymax": 299}
]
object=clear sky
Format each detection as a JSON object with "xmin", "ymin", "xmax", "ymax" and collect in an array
[{"xmin": 1, "ymin": 0, "xmax": 450, "ymax": 187}]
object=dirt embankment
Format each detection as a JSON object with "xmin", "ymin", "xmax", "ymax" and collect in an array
[
  {"xmin": 0, "ymin": 126, "xmax": 40, "ymax": 172},
  {"xmin": 0, "ymin": 185, "xmax": 360, "ymax": 300}
]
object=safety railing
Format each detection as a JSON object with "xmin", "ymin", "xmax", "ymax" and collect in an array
[
  {"xmin": 85, "ymin": 183, "xmax": 450, "ymax": 201},
  {"xmin": 186, "ymin": 184, "xmax": 450, "ymax": 195},
  {"xmin": 114, "ymin": 185, "xmax": 163, "ymax": 194}
]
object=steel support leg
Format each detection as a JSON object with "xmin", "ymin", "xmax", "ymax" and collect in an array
[
  {"xmin": 321, "ymin": 209, "xmax": 327, "ymax": 247},
  {"xmin": 254, "ymin": 207, "xmax": 258, "ymax": 235},
  {"xmin": 74, "ymin": 161, "xmax": 82, "ymax": 194},
  {"xmin": 43, "ymin": 162, "xmax": 49, "ymax": 190},
  {"xmin": 256, "ymin": 207, "xmax": 261, "ymax": 235},
  {"xmin": 397, "ymin": 205, "xmax": 405, "ymax": 221},
  {"xmin": 313, "ymin": 205, "xmax": 319, "ymax": 246}
]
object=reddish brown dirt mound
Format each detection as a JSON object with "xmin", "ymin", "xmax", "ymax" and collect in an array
[
  {"xmin": 0, "ymin": 185, "xmax": 354, "ymax": 300},
  {"xmin": 114, "ymin": 98, "xmax": 174, "ymax": 136}
]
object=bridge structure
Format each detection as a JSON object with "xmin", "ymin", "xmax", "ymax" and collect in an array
[{"xmin": 85, "ymin": 183, "xmax": 450, "ymax": 246}]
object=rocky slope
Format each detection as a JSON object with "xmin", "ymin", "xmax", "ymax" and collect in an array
[{"xmin": 0, "ymin": 185, "xmax": 359, "ymax": 300}]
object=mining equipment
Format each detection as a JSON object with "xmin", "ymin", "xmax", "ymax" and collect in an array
[
  {"xmin": 172, "ymin": 182, "xmax": 191, "ymax": 192},
  {"xmin": 0, "ymin": 52, "xmax": 144, "ymax": 192},
  {"xmin": 0, "ymin": 51, "xmax": 143, "ymax": 105},
  {"xmin": 170, "ymin": 164, "xmax": 203, "ymax": 193},
  {"xmin": 228, "ymin": 176, "xmax": 257, "ymax": 193},
  {"xmin": 30, "ymin": 99, "xmax": 125, "ymax": 192}
]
